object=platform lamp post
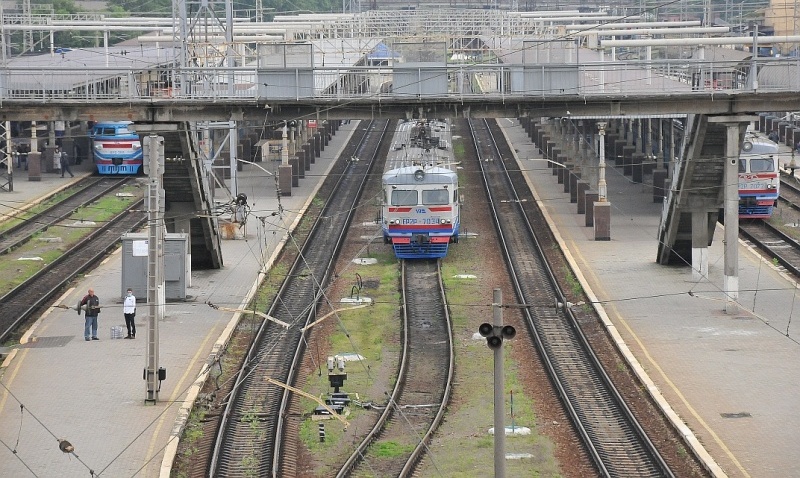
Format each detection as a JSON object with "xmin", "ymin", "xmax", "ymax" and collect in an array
[
  {"xmin": 478, "ymin": 288, "xmax": 516, "ymax": 478},
  {"xmin": 597, "ymin": 121, "xmax": 607, "ymax": 201}
]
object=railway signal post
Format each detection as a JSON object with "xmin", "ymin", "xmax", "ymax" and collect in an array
[{"xmin": 478, "ymin": 288, "xmax": 516, "ymax": 478}]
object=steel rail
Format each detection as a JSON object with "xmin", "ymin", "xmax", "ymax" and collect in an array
[
  {"xmin": 472, "ymin": 117, "xmax": 673, "ymax": 477},
  {"xmin": 208, "ymin": 120, "xmax": 388, "ymax": 478},
  {"xmin": 0, "ymin": 177, "xmax": 130, "ymax": 254},
  {"xmin": 0, "ymin": 199, "xmax": 145, "ymax": 342},
  {"xmin": 335, "ymin": 259, "xmax": 454, "ymax": 477}
]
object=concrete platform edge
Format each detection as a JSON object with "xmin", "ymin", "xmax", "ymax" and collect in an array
[
  {"xmin": 158, "ymin": 125, "xmax": 355, "ymax": 478},
  {"xmin": 499, "ymin": 124, "xmax": 727, "ymax": 478}
]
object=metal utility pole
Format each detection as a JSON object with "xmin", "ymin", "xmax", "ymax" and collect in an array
[
  {"xmin": 491, "ymin": 288, "xmax": 505, "ymax": 478},
  {"xmin": 1, "ymin": 121, "xmax": 11, "ymax": 192},
  {"xmin": 144, "ymin": 134, "xmax": 165, "ymax": 403},
  {"xmin": 229, "ymin": 120, "xmax": 238, "ymax": 196}
]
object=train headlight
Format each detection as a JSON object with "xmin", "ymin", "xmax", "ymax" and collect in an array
[{"xmin": 413, "ymin": 169, "xmax": 425, "ymax": 181}]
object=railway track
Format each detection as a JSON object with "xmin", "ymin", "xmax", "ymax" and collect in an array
[
  {"xmin": 739, "ymin": 220, "xmax": 800, "ymax": 278},
  {"xmin": 0, "ymin": 177, "xmax": 131, "ymax": 254},
  {"xmin": 336, "ymin": 259, "xmax": 454, "ymax": 477},
  {"xmin": 0, "ymin": 195, "xmax": 145, "ymax": 342},
  {"xmin": 470, "ymin": 117, "xmax": 674, "ymax": 477},
  {"xmin": 208, "ymin": 120, "xmax": 389, "ymax": 478},
  {"xmin": 735, "ymin": 175, "xmax": 800, "ymax": 278}
]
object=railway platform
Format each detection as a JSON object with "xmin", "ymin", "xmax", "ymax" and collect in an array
[
  {"xmin": 0, "ymin": 122, "xmax": 357, "ymax": 477},
  {"xmin": 0, "ymin": 160, "xmax": 96, "ymax": 224},
  {"xmin": 500, "ymin": 118, "xmax": 800, "ymax": 478}
]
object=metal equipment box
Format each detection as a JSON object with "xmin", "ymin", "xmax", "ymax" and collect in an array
[{"xmin": 120, "ymin": 232, "xmax": 189, "ymax": 300}]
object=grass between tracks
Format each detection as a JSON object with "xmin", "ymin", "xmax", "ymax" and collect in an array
[
  {"xmin": 296, "ymin": 248, "xmax": 400, "ymax": 475},
  {"xmin": 0, "ymin": 187, "xmax": 78, "ymax": 234},
  {"xmin": 0, "ymin": 183, "xmax": 141, "ymax": 299}
]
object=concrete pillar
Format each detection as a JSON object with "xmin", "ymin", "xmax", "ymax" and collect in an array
[
  {"xmin": 653, "ymin": 169, "xmax": 668, "ymax": 203},
  {"xmin": 622, "ymin": 145, "xmax": 636, "ymax": 175},
  {"xmin": 303, "ymin": 144, "xmax": 313, "ymax": 165},
  {"xmin": 27, "ymin": 151, "xmax": 42, "ymax": 181},
  {"xmin": 594, "ymin": 201, "xmax": 611, "ymax": 240},
  {"xmin": 722, "ymin": 122, "xmax": 742, "ymax": 313},
  {"xmin": 585, "ymin": 192, "xmax": 598, "ymax": 226},
  {"xmin": 614, "ymin": 139, "xmax": 627, "ymax": 166},
  {"xmin": 691, "ymin": 211, "xmax": 710, "ymax": 282},
  {"xmin": 564, "ymin": 164, "xmax": 574, "ymax": 193},
  {"xmin": 631, "ymin": 152, "xmax": 644, "ymax": 183},
  {"xmin": 577, "ymin": 181, "xmax": 590, "ymax": 214},
  {"xmin": 288, "ymin": 157, "xmax": 299, "ymax": 187},
  {"xmin": 569, "ymin": 171, "xmax": 580, "ymax": 203},
  {"xmin": 557, "ymin": 161, "xmax": 567, "ymax": 183},
  {"xmin": 278, "ymin": 164, "xmax": 293, "ymax": 196},
  {"xmin": 313, "ymin": 134, "xmax": 321, "ymax": 157},
  {"xmin": 296, "ymin": 151, "xmax": 306, "ymax": 178}
]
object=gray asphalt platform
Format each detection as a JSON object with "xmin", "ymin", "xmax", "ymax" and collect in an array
[
  {"xmin": 500, "ymin": 118, "xmax": 800, "ymax": 478},
  {"xmin": 0, "ymin": 122, "xmax": 357, "ymax": 478}
]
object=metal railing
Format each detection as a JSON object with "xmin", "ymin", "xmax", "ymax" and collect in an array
[{"xmin": 1, "ymin": 57, "xmax": 799, "ymax": 103}]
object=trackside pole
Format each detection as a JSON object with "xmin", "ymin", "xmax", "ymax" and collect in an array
[{"xmin": 144, "ymin": 134, "xmax": 165, "ymax": 403}]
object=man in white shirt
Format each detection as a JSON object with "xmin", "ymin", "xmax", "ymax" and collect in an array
[{"xmin": 123, "ymin": 288, "xmax": 137, "ymax": 339}]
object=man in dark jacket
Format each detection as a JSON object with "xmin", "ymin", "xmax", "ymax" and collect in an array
[{"xmin": 79, "ymin": 288, "xmax": 101, "ymax": 341}]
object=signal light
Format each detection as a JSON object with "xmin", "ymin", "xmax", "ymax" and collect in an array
[
  {"xmin": 478, "ymin": 322, "xmax": 494, "ymax": 337},
  {"xmin": 487, "ymin": 335, "xmax": 503, "ymax": 349},
  {"xmin": 501, "ymin": 325, "xmax": 516, "ymax": 340},
  {"xmin": 478, "ymin": 323, "xmax": 516, "ymax": 349}
]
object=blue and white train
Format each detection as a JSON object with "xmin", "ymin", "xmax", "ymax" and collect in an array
[
  {"xmin": 381, "ymin": 119, "xmax": 460, "ymax": 259},
  {"xmin": 739, "ymin": 132, "xmax": 780, "ymax": 219},
  {"xmin": 90, "ymin": 121, "xmax": 143, "ymax": 175}
]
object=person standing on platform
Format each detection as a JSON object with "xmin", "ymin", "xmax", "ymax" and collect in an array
[
  {"xmin": 59, "ymin": 147, "xmax": 74, "ymax": 178},
  {"xmin": 79, "ymin": 288, "xmax": 101, "ymax": 341},
  {"xmin": 123, "ymin": 288, "xmax": 136, "ymax": 339},
  {"xmin": 17, "ymin": 142, "xmax": 29, "ymax": 171}
]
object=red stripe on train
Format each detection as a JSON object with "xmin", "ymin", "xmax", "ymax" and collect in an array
[{"xmin": 388, "ymin": 207, "xmax": 413, "ymax": 212}]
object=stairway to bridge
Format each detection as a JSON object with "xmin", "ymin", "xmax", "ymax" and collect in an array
[
  {"xmin": 161, "ymin": 124, "xmax": 223, "ymax": 269},
  {"xmin": 657, "ymin": 115, "xmax": 748, "ymax": 265}
]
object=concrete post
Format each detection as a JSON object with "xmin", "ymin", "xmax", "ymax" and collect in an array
[
  {"xmin": 723, "ymin": 123, "xmax": 740, "ymax": 313},
  {"xmin": 691, "ymin": 211, "xmax": 709, "ymax": 282}
]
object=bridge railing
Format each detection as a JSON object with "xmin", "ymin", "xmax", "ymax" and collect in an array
[{"xmin": 1, "ymin": 57, "xmax": 798, "ymax": 103}]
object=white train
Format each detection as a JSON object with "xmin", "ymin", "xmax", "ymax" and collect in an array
[
  {"xmin": 739, "ymin": 132, "xmax": 780, "ymax": 219},
  {"xmin": 381, "ymin": 119, "xmax": 460, "ymax": 259}
]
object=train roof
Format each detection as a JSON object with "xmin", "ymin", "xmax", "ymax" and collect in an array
[
  {"xmin": 741, "ymin": 133, "xmax": 780, "ymax": 157},
  {"xmin": 383, "ymin": 165, "xmax": 457, "ymax": 185}
]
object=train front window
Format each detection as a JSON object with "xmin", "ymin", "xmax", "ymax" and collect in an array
[
  {"xmin": 739, "ymin": 159, "xmax": 746, "ymax": 173},
  {"xmin": 422, "ymin": 189, "xmax": 449, "ymax": 205},
  {"xmin": 750, "ymin": 158, "xmax": 775, "ymax": 173},
  {"xmin": 391, "ymin": 190, "xmax": 418, "ymax": 206}
]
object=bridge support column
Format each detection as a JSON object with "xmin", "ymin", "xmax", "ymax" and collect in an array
[
  {"xmin": 691, "ymin": 211, "xmax": 710, "ymax": 282},
  {"xmin": 710, "ymin": 117, "xmax": 755, "ymax": 313},
  {"xmin": 723, "ymin": 123, "xmax": 741, "ymax": 313}
]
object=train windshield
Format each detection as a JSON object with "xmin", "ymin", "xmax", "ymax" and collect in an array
[
  {"xmin": 422, "ymin": 189, "xmax": 449, "ymax": 205},
  {"xmin": 749, "ymin": 158, "xmax": 775, "ymax": 173},
  {"xmin": 391, "ymin": 190, "xmax": 418, "ymax": 206}
]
